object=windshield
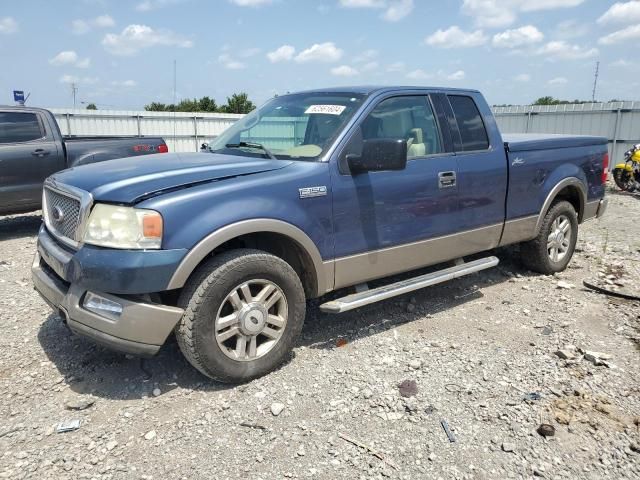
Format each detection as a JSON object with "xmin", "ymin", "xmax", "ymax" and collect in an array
[{"xmin": 207, "ymin": 92, "xmax": 367, "ymax": 160}]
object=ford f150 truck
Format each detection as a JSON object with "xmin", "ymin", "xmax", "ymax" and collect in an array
[
  {"xmin": 0, "ymin": 106, "xmax": 167, "ymax": 215},
  {"xmin": 31, "ymin": 87, "xmax": 608, "ymax": 382}
]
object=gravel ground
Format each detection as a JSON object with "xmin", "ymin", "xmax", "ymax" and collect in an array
[{"xmin": 1, "ymin": 190, "xmax": 639, "ymax": 480}]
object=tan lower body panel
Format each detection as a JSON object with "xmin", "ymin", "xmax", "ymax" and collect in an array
[
  {"xmin": 333, "ymin": 224, "xmax": 503, "ymax": 290},
  {"xmin": 498, "ymin": 215, "xmax": 538, "ymax": 247}
]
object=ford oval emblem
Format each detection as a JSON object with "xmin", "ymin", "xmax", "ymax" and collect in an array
[{"xmin": 52, "ymin": 206, "xmax": 65, "ymax": 223}]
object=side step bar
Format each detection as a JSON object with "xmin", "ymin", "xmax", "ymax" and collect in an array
[{"xmin": 319, "ymin": 256, "xmax": 499, "ymax": 314}]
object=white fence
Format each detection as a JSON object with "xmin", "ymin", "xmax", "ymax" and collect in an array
[
  {"xmin": 49, "ymin": 108, "xmax": 243, "ymax": 153},
  {"xmin": 492, "ymin": 101, "xmax": 640, "ymax": 161},
  {"xmin": 49, "ymin": 102, "xmax": 640, "ymax": 159}
]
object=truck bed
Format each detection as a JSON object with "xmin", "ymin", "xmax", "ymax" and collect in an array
[{"xmin": 503, "ymin": 133, "xmax": 608, "ymax": 152}]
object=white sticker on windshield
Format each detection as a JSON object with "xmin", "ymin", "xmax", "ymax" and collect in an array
[{"xmin": 305, "ymin": 105, "xmax": 346, "ymax": 115}]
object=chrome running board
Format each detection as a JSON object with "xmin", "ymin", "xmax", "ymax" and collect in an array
[{"xmin": 319, "ymin": 256, "xmax": 499, "ymax": 314}]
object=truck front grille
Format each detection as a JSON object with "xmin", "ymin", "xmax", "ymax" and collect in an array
[{"xmin": 44, "ymin": 187, "xmax": 82, "ymax": 243}]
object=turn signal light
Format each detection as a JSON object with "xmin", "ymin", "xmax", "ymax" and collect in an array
[
  {"xmin": 601, "ymin": 152, "xmax": 609, "ymax": 184},
  {"xmin": 157, "ymin": 144, "xmax": 169, "ymax": 153}
]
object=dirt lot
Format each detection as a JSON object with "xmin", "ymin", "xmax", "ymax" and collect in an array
[{"xmin": 0, "ymin": 190, "xmax": 639, "ymax": 480}]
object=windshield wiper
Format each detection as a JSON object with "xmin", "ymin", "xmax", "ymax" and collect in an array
[{"xmin": 225, "ymin": 141, "xmax": 277, "ymax": 160}]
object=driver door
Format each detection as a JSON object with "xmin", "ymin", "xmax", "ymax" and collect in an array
[{"xmin": 330, "ymin": 94, "xmax": 462, "ymax": 288}]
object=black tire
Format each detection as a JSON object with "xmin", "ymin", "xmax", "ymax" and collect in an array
[
  {"xmin": 175, "ymin": 249, "xmax": 306, "ymax": 383},
  {"xmin": 520, "ymin": 201, "xmax": 578, "ymax": 275},
  {"xmin": 613, "ymin": 168, "xmax": 633, "ymax": 191}
]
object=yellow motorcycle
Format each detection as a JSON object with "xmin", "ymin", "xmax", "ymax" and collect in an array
[{"xmin": 613, "ymin": 144, "xmax": 640, "ymax": 192}]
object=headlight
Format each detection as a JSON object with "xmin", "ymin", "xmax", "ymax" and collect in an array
[{"xmin": 83, "ymin": 204, "xmax": 163, "ymax": 249}]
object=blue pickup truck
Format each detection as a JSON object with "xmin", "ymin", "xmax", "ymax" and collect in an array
[{"xmin": 31, "ymin": 87, "xmax": 609, "ymax": 382}]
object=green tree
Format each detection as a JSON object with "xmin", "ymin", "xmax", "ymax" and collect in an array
[
  {"xmin": 144, "ymin": 102, "xmax": 169, "ymax": 111},
  {"xmin": 220, "ymin": 92, "xmax": 255, "ymax": 114},
  {"xmin": 85, "ymin": 103, "xmax": 97, "ymax": 110}
]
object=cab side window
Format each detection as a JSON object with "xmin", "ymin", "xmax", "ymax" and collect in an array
[
  {"xmin": 447, "ymin": 95, "xmax": 489, "ymax": 151},
  {"xmin": 361, "ymin": 96, "xmax": 442, "ymax": 159},
  {"xmin": 0, "ymin": 112, "xmax": 44, "ymax": 144}
]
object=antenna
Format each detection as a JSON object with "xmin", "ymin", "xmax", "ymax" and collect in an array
[
  {"xmin": 173, "ymin": 59, "xmax": 177, "ymax": 148},
  {"xmin": 71, "ymin": 82, "xmax": 78, "ymax": 108},
  {"xmin": 591, "ymin": 61, "xmax": 599, "ymax": 102}
]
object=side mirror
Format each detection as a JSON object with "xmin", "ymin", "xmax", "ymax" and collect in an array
[
  {"xmin": 346, "ymin": 138, "xmax": 407, "ymax": 174},
  {"xmin": 200, "ymin": 142, "xmax": 209, "ymax": 151}
]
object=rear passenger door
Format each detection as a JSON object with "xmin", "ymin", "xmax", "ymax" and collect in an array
[
  {"xmin": 0, "ymin": 110, "xmax": 64, "ymax": 212},
  {"xmin": 443, "ymin": 94, "xmax": 507, "ymax": 246}
]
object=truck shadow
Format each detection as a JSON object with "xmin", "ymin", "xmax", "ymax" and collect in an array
[
  {"xmin": 36, "ymin": 247, "xmax": 529, "ymax": 400},
  {"xmin": 0, "ymin": 213, "xmax": 42, "ymax": 241}
]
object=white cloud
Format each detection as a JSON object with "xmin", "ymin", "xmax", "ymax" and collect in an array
[
  {"xmin": 239, "ymin": 47, "xmax": 261, "ymax": 58},
  {"xmin": 599, "ymin": 24, "xmax": 640, "ymax": 45},
  {"xmin": 0, "ymin": 17, "xmax": 18, "ymax": 34},
  {"xmin": 331, "ymin": 65, "xmax": 359, "ymax": 77},
  {"xmin": 102, "ymin": 24, "xmax": 193, "ymax": 56},
  {"xmin": 597, "ymin": 1, "xmax": 640, "ymax": 25},
  {"xmin": 218, "ymin": 53, "xmax": 246, "ymax": 70},
  {"xmin": 548, "ymin": 77, "xmax": 568, "ymax": 85},
  {"xmin": 111, "ymin": 80, "xmax": 137, "ymax": 87},
  {"xmin": 361, "ymin": 61, "xmax": 379, "ymax": 72},
  {"xmin": 382, "ymin": 0, "xmax": 414, "ymax": 21},
  {"xmin": 49, "ymin": 51, "xmax": 91, "ymax": 68},
  {"xmin": 339, "ymin": 0, "xmax": 414, "ymax": 22},
  {"xmin": 71, "ymin": 15, "xmax": 115, "ymax": 34},
  {"xmin": 536, "ymin": 40, "xmax": 598, "ymax": 60},
  {"xmin": 425, "ymin": 26, "xmax": 487, "ymax": 48},
  {"xmin": 353, "ymin": 49, "xmax": 378, "ymax": 63},
  {"xmin": 295, "ymin": 42, "xmax": 343, "ymax": 63},
  {"xmin": 447, "ymin": 70, "xmax": 466, "ymax": 80},
  {"xmin": 229, "ymin": 0, "xmax": 273, "ymax": 6},
  {"xmin": 514, "ymin": 73, "xmax": 531, "ymax": 82},
  {"xmin": 462, "ymin": 0, "xmax": 585, "ymax": 28},
  {"xmin": 610, "ymin": 59, "xmax": 632, "ymax": 68},
  {"xmin": 387, "ymin": 61, "xmax": 405, "ymax": 72},
  {"xmin": 406, "ymin": 69, "xmax": 433, "ymax": 80},
  {"xmin": 267, "ymin": 45, "xmax": 296, "ymax": 62},
  {"xmin": 94, "ymin": 15, "xmax": 115, "ymax": 27},
  {"xmin": 492, "ymin": 25, "xmax": 544, "ymax": 48},
  {"xmin": 136, "ymin": 0, "xmax": 186, "ymax": 11},
  {"xmin": 59, "ymin": 75, "xmax": 99, "ymax": 85},
  {"xmin": 553, "ymin": 19, "xmax": 589, "ymax": 40}
]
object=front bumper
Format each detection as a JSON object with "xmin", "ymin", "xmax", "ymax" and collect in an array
[{"xmin": 32, "ymin": 232, "xmax": 185, "ymax": 356}]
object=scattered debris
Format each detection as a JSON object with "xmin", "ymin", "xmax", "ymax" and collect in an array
[
  {"xmin": 501, "ymin": 441, "xmax": 515, "ymax": 453},
  {"xmin": 240, "ymin": 421, "xmax": 268, "ymax": 431},
  {"xmin": 537, "ymin": 424, "xmax": 555, "ymax": 437},
  {"xmin": 152, "ymin": 388, "xmax": 162, "ymax": 397},
  {"xmin": 398, "ymin": 379, "xmax": 418, "ymax": 398},
  {"xmin": 583, "ymin": 279, "xmax": 640, "ymax": 301},
  {"xmin": 335, "ymin": 338, "xmax": 348, "ymax": 348},
  {"xmin": 106, "ymin": 440, "xmax": 118, "ymax": 451},
  {"xmin": 523, "ymin": 392, "xmax": 542, "ymax": 402},
  {"xmin": 56, "ymin": 419, "xmax": 81, "ymax": 433},
  {"xmin": 441, "ymin": 419, "xmax": 456, "ymax": 443},
  {"xmin": 64, "ymin": 397, "xmax": 95, "ymax": 411},
  {"xmin": 338, "ymin": 432, "xmax": 398, "ymax": 470},
  {"xmin": 580, "ymin": 349, "xmax": 612, "ymax": 367},
  {"xmin": 556, "ymin": 281, "xmax": 575, "ymax": 290},
  {"xmin": 424, "ymin": 405, "xmax": 437, "ymax": 415},
  {"xmin": 270, "ymin": 403, "xmax": 285, "ymax": 416},
  {"xmin": 144, "ymin": 430, "xmax": 157, "ymax": 440}
]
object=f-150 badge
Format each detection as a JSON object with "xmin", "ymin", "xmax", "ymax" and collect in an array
[{"xmin": 299, "ymin": 186, "xmax": 327, "ymax": 198}]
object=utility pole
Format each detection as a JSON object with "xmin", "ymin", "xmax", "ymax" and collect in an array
[
  {"xmin": 591, "ymin": 61, "xmax": 599, "ymax": 103},
  {"xmin": 71, "ymin": 82, "xmax": 78, "ymax": 108}
]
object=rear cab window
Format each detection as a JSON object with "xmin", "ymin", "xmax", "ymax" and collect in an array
[
  {"xmin": 0, "ymin": 112, "xmax": 44, "ymax": 144},
  {"xmin": 447, "ymin": 95, "xmax": 489, "ymax": 152}
]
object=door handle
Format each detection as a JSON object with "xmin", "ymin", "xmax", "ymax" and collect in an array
[
  {"xmin": 31, "ymin": 149, "xmax": 50, "ymax": 157},
  {"xmin": 438, "ymin": 171, "xmax": 456, "ymax": 188}
]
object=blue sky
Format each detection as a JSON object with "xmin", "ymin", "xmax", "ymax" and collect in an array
[{"xmin": 1, "ymin": 0, "xmax": 638, "ymax": 109}]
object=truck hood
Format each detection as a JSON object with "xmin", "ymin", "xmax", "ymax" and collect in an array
[{"xmin": 51, "ymin": 152, "xmax": 293, "ymax": 203}]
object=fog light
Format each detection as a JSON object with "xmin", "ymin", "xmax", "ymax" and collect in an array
[{"xmin": 83, "ymin": 292, "xmax": 123, "ymax": 320}]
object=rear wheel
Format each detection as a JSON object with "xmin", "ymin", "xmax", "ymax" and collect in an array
[
  {"xmin": 520, "ymin": 201, "xmax": 578, "ymax": 274},
  {"xmin": 175, "ymin": 249, "xmax": 306, "ymax": 382}
]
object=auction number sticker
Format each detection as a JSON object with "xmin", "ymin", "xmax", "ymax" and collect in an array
[{"xmin": 305, "ymin": 105, "xmax": 346, "ymax": 115}]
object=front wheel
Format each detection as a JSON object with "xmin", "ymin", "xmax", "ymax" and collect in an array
[
  {"xmin": 613, "ymin": 167, "xmax": 634, "ymax": 191},
  {"xmin": 175, "ymin": 249, "xmax": 306, "ymax": 383},
  {"xmin": 520, "ymin": 201, "xmax": 578, "ymax": 274}
]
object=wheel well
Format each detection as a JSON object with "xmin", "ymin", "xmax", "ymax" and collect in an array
[
  {"xmin": 204, "ymin": 232, "xmax": 319, "ymax": 298},
  {"xmin": 553, "ymin": 185, "xmax": 584, "ymax": 222}
]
